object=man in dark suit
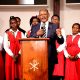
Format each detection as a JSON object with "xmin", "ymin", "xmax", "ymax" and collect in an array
[{"xmin": 30, "ymin": 9, "xmax": 64, "ymax": 80}]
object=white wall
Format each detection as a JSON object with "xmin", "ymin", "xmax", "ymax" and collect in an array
[
  {"xmin": 1, "ymin": 0, "xmax": 80, "ymax": 36},
  {"xmin": 60, "ymin": 0, "xmax": 80, "ymax": 35},
  {"xmin": 0, "ymin": 0, "xmax": 53, "ymax": 36}
]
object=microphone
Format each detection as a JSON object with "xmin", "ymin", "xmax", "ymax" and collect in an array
[
  {"xmin": 41, "ymin": 23, "xmax": 45, "ymax": 30},
  {"xmin": 39, "ymin": 24, "xmax": 44, "ymax": 38},
  {"xmin": 41, "ymin": 26, "xmax": 44, "ymax": 29},
  {"xmin": 40, "ymin": 23, "xmax": 46, "ymax": 38}
]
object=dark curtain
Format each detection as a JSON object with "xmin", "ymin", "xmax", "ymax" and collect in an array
[{"xmin": 53, "ymin": 0, "xmax": 60, "ymax": 16}]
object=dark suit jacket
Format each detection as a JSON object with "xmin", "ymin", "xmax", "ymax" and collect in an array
[{"xmin": 30, "ymin": 22, "xmax": 64, "ymax": 64}]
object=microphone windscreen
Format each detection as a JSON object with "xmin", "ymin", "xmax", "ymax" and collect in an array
[{"xmin": 41, "ymin": 27, "xmax": 43, "ymax": 29}]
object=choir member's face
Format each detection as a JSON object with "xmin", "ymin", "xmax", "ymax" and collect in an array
[
  {"xmin": 32, "ymin": 18, "xmax": 39, "ymax": 26},
  {"xmin": 51, "ymin": 16, "xmax": 59, "ymax": 25},
  {"xmin": 10, "ymin": 19, "xmax": 18, "ymax": 30},
  {"xmin": 72, "ymin": 25, "xmax": 79, "ymax": 35}
]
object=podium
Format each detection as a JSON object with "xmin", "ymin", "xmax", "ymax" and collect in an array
[{"xmin": 19, "ymin": 38, "xmax": 49, "ymax": 80}]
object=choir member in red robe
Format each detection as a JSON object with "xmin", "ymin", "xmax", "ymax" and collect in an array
[
  {"xmin": 64, "ymin": 23, "xmax": 80, "ymax": 80},
  {"xmin": 51, "ymin": 14, "xmax": 66, "ymax": 80},
  {"xmin": 0, "ymin": 36, "xmax": 4, "ymax": 80},
  {"xmin": 3, "ymin": 17, "xmax": 26, "ymax": 80},
  {"xmin": 53, "ymin": 28, "xmax": 66, "ymax": 78}
]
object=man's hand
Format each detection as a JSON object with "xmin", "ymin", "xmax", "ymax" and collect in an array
[
  {"xmin": 36, "ymin": 29, "xmax": 44, "ymax": 36},
  {"xmin": 56, "ymin": 28, "xmax": 62, "ymax": 37}
]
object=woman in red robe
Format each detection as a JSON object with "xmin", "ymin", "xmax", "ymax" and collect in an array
[
  {"xmin": 3, "ymin": 17, "xmax": 26, "ymax": 80},
  {"xmin": 64, "ymin": 23, "xmax": 80, "ymax": 80},
  {"xmin": 0, "ymin": 36, "xmax": 4, "ymax": 80},
  {"xmin": 53, "ymin": 28, "xmax": 66, "ymax": 80},
  {"xmin": 51, "ymin": 14, "xmax": 66, "ymax": 80}
]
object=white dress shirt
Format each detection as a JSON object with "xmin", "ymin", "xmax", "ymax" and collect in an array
[
  {"xmin": 3, "ymin": 29, "xmax": 26, "ymax": 57},
  {"xmin": 40, "ymin": 21, "xmax": 49, "ymax": 38},
  {"xmin": 64, "ymin": 33, "xmax": 80, "ymax": 58},
  {"xmin": 57, "ymin": 28, "xmax": 66, "ymax": 52},
  {"xmin": 0, "ymin": 36, "xmax": 3, "ymax": 51}
]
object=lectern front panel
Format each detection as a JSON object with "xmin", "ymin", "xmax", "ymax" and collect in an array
[{"xmin": 20, "ymin": 39, "xmax": 48, "ymax": 80}]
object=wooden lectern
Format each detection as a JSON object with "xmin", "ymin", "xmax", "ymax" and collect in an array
[{"xmin": 19, "ymin": 38, "xmax": 49, "ymax": 80}]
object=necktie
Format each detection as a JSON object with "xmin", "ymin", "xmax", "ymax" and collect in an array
[{"xmin": 41, "ymin": 23, "xmax": 46, "ymax": 38}]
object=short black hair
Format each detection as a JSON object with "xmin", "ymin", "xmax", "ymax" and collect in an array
[
  {"xmin": 9, "ymin": 16, "xmax": 17, "ymax": 22},
  {"xmin": 51, "ymin": 14, "xmax": 60, "ymax": 20},
  {"xmin": 10, "ymin": 16, "xmax": 14, "ymax": 19},
  {"xmin": 9, "ymin": 16, "xmax": 17, "ymax": 28},
  {"xmin": 29, "ymin": 16, "xmax": 40, "ymax": 26},
  {"xmin": 15, "ymin": 17, "xmax": 21, "ymax": 21},
  {"xmin": 72, "ymin": 23, "xmax": 80, "ymax": 29}
]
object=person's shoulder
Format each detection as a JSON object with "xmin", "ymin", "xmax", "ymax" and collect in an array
[
  {"xmin": 66, "ymin": 34, "xmax": 72, "ymax": 38},
  {"xmin": 18, "ymin": 27, "xmax": 26, "ymax": 32},
  {"xmin": 5, "ymin": 28, "xmax": 10, "ymax": 33},
  {"xmin": 49, "ymin": 22, "xmax": 58, "ymax": 29},
  {"xmin": 49, "ymin": 22, "xmax": 57, "ymax": 26},
  {"xmin": 18, "ymin": 27, "xmax": 26, "ymax": 35},
  {"xmin": 49, "ymin": 22, "xmax": 53, "ymax": 25}
]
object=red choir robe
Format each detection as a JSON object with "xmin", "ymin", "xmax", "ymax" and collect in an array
[
  {"xmin": 53, "ymin": 41, "xmax": 64, "ymax": 76},
  {"xmin": 64, "ymin": 35, "xmax": 80, "ymax": 80},
  {"xmin": 0, "ymin": 51, "xmax": 4, "ymax": 80},
  {"xmin": 5, "ymin": 31, "xmax": 21, "ymax": 80}
]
